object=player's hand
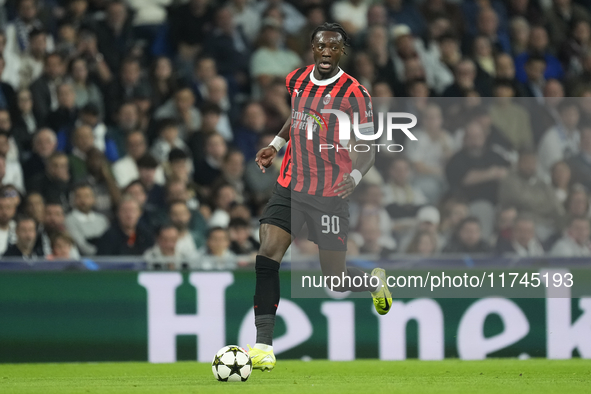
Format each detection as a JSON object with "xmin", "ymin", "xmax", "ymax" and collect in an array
[
  {"xmin": 255, "ymin": 146, "xmax": 277, "ymax": 173},
  {"xmin": 334, "ymin": 173, "xmax": 356, "ymax": 199}
]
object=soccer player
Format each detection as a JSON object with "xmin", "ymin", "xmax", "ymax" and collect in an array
[{"xmin": 248, "ymin": 23, "xmax": 392, "ymax": 371}]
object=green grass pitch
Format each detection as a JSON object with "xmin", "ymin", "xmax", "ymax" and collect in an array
[{"xmin": 0, "ymin": 359, "xmax": 589, "ymax": 394}]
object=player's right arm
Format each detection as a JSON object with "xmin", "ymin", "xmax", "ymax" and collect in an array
[{"xmin": 255, "ymin": 116, "xmax": 291, "ymax": 173}]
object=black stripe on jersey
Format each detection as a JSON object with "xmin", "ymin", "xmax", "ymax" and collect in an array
[
  {"xmin": 287, "ymin": 67, "xmax": 308, "ymax": 95},
  {"xmin": 326, "ymin": 79, "xmax": 353, "ymax": 193}
]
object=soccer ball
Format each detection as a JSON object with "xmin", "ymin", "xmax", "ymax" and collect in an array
[{"xmin": 211, "ymin": 345, "xmax": 253, "ymax": 382}]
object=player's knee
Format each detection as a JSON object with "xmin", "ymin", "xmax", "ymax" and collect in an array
[{"xmin": 257, "ymin": 244, "xmax": 283, "ymax": 263}]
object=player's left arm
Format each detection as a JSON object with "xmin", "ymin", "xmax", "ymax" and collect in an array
[{"xmin": 334, "ymin": 88, "xmax": 375, "ymax": 199}]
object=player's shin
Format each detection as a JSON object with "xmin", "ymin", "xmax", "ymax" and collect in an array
[{"xmin": 253, "ymin": 255, "xmax": 280, "ymax": 347}]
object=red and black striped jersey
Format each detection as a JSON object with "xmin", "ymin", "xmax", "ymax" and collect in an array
[{"xmin": 277, "ymin": 64, "xmax": 373, "ymax": 197}]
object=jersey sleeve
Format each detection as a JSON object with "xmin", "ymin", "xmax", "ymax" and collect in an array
[{"xmin": 349, "ymin": 84, "xmax": 374, "ymax": 135}]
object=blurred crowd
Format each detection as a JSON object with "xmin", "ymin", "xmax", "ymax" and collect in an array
[{"xmin": 0, "ymin": 0, "xmax": 590, "ymax": 268}]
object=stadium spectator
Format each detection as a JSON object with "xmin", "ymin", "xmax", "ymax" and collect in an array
[
  {"xmin": 406, "ymin": 103, "xmax": 454, "ymax": 203},
  {"xmin": 190, "ymin": 56, "xmax": 218, "ymax": 107},
  {"xmin": 0, "ymin": 56, "xmax": 17, "ymax": 115},
  {"xmin": 228, "ymin": 0, "xmax": 261, "ymax": 45},
  {"xmin": 23, "ymin": 192, "xmax": 44, "ymax": 225},
  {"xmin": 489, "ymin": 80, "xmax": 533, "ymax": 150},
  {"xmin": 39, "ymin": 202, "xmax": 79, "ymax": 258},
  {"xmin": 551, "ymin": 160, "xmax": 572, "ymax": 204},
  {"xmin": 443, "ymin": 217, "xmax": 491, "ymax": 254},
  {"xmin": 0, "ymin": 193, "xmax": 17, "ymax": 254},
  {"xmin": 244, "ymin": 134, "xmax": 278, "ymax": 211},
  {"xmin": 69, "ymin": 57, "xmax": 104, "ymax": 117},
  {"xmin": 150, "ymin": 119, "xmax": 190, "ymax": 164},
  {"xmin": 331, "ymin": 0, "xmax": 369, "ymax": 37},
  {"xmin": 499, "ymin": 149, "xmax": 564, "ymax": 238},
  {"xmin": 168, "ymin": 0, "xmax": 215, "ymax": 72},
  {"xmin": 11, "ymin": 89, "xmax": 37, "ymax": 153},
  {"xmin": 108, "ymin": 101, "xmax": 140, "ymax": 156},
  {"xmin": 137, "ymin": 154, "xmax": 164, "ymax": 209},
  {"xmin": 28, "ymin": 152, "xmax": 70, "ymax": 211},
  {"xmin": 48, "ymin": 232, "xmax": 76, "ymax": 260},
  {"xmin": 563, "ymin": 185, "xmax": 590, "ymax": 222},
  {"xmin": 2, "ymin": 215, "xmax": 41, "ymax": 259},
  {"xmin": 250, "ymin": 18, "xmax": 300, "ymax": 97},
  {"xmin": 356, "ymin": 214, "xmax": 396, "ymax": 258},
  {"xmin": 46, "ymin": 82, "xmax": 77, "ymax": 134},
  {"xmin": 496, "ymin": 215, "xmax": 545, "ymax": 256},
  {"xmin": 493, "ymin": 205, "xmax": 518, "ymax": 246},
  {"xmin": 566, "ymin": 127, "xmax": 591, "ymax": 191},
  {"xmin": 538, "ymin": 99, "xmax": 581, "ymax": 177},
  {"xmin": 200, "ymin": 226, "xmax": 237, "ymax": 270},
  {"xmin": 405, "ymin": 229, "xmax": 438, "ymax": 257},
  {"xmin": 203, "ymin": 7, "xmax": 249, "ymax": 91},
  {"xmin": 194, "ymin": 133, "xmax": 227, "ymax": 190},
  {"xmin": 514, "ymin": 25, "xmax": 564, "ymax": 83},
  {"xmin": 545, "ymin": 0, "xmax": 591, "ymax": 50},
  {"xmin": 208, "ymin": 183, "xmax": 237, "ymax": 228},
  {"xmin": 446, "ymin": 120, "xmax": 509, "ymax": 237},
  {"xmin": 94, "ymin": 0, "xmax": 134, "ymax": 74},
  {"xmin": 439, "ymin": 198, "xmax": 469, "ymax": 244},
  {"xmin": 148, "ymin": 57, "xmax": 177, "ymax": 110},
  {"xmin": 169, "ymin": 199, "xmax": 205, "ymax": 254},
  {"xmin": 234, "ymin": 102, "xmax": 268, "ymax": 161},
  {"xmin": 96, "ymin": 196, "xmax": 154, "ymax": 256},
  {"xmin": 79, "ymin": 148, "xmax": 121, "ymax": 218},
  {"xmin": 203, "ymin": 77, "xmax": 234, "ymax": 140},
  {"xmin": 154, "ymin": 87, "xmax": 201, "ymax": 139},
  {"xmin": 76, "ymin": 104, "xmax": 119, "ymax": 162},
  {"xmin": 398, "ymin": 205, "xmax": 443, "ymax": 253},
  {"xmin": 30, "ymin": 53, "xmax": 65, "ymax": 125},
  {"xmin": 144, "ymin": 225, "xmax": 195, "ymax": 270},
  {"xmin": 229, "ymin": 217, "xmax": 260, "ymax": 256},
  {"xmin": 0, "ymin": 133, "xmax": 24, "ymax": 193},
  {"xmin": 111, "ymin": 131, "xmax": 165, "ymax": 189},
  {"xmin": 220, "ymin": 150, "xmax": 248, "ymax": 205},
  {"xmin": 105, "ymin": 57, "xmax": 150, "ymax": 121},
  {"xmin": 550, "ymin": 216, "xmax": 591, "ymax": 257},
  {"xmin": 382, "ymin": 156, "xmax": 427, "ymax": 213},
  {"xmin": 520, "ymin": 54, "xmax": 547, "ymax": 100},
  {"xmin": 4, "ymin": 0, "xmax": 54, "ymax": 65},
  {"xmin": 442, "ymin": 58, "xmax": 492, "ymax": 97},
  {"xmin": 65, "ymin": 184, "xmax": 109, "ymax": 256}
]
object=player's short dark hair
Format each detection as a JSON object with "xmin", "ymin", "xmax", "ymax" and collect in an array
[
  {"xmin": 136, "ymin": 154, "xmax": 158, "ymax": 169},
  {"xmin": 168, "ymin": 148, "xmax": 188, "ymax": 163},
  {"xmin": 310, "ymin": 22, "xmax": 351, "ymax": 48}
]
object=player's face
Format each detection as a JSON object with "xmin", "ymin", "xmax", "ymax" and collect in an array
[{"xmin": 312, "ymin": 31, "xmax": 344, "ymax": 77}]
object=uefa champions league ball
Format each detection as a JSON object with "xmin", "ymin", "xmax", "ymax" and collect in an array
[{"xmin": 212, "ymin": 346, "xmax": 253, "ymax": 382}]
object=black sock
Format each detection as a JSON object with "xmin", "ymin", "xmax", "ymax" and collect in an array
[
  {"xmin": 254, "ymin": 255, "xmax": 280, "ymax": 346},
  {"xmin": 337, "ymin": 267, "xmax": 378, "ymax": 292}
]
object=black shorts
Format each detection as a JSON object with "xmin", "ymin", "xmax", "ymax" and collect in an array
[{"xmin": 260, "ymin": 183, "xmax": 350, "ymax": 251}]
